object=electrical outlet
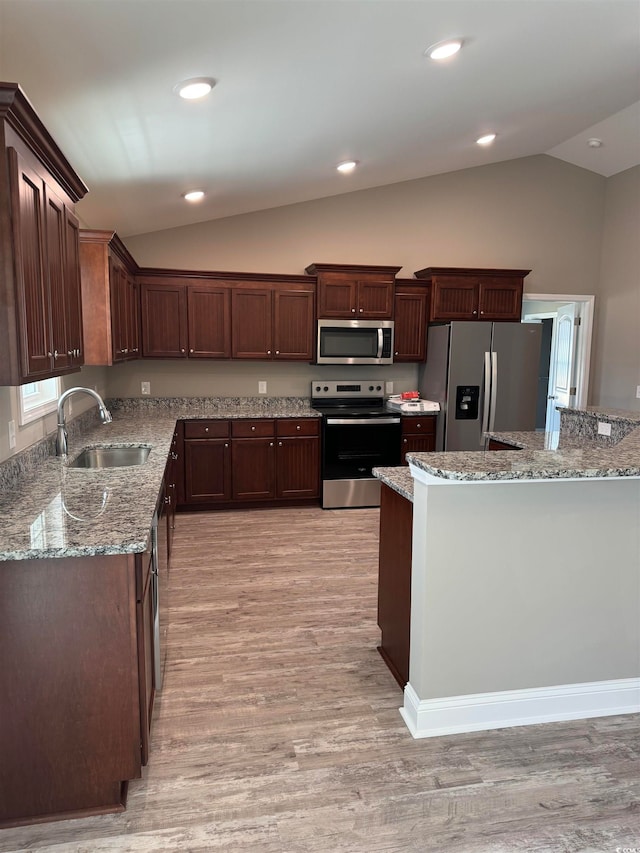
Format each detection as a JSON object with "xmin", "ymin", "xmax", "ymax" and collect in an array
[
  {"xmin": 258, "ymin": 381, "xmax": 267, "ymax": 394},
  {"xmin": 385, "ymin": 381, "xmax": 394, "ymax": 395},
  {"xmin": 8, "ymin": 420, "xmax": 16, "ymax": 449},
  {"xmin": 597, "ymin": 421, "xmax": 612, "ymax": 437},
  {"xmin": 636, "ymin": 385, "xmax": 640, "ymax": 399},
  {"xmin": 141, "ymin": 381, "xmax": 151, "ymax": 395}
]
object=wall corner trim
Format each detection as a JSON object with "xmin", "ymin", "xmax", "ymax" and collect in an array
[{"xmin": 400, "ymin": 678, "xmax": 640, "ymax": 739}]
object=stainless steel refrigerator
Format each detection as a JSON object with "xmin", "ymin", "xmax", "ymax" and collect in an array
[{"xmin": 418, "ymin": 322, "xmax": 543, "ymax": 451}]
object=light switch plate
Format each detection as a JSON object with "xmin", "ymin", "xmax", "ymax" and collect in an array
[
  {"xmin": 258, "ymin": 381, "xmax": 267, "ymax": 394},
  {"xmin": 385, "ymin": 381, "xmax": 393, "ymax": 394},
  {"xmin": 597, "ymin": 421, "xmax": 612, "ymax": 437},
  {"xmin": 636, "ymin": 385, "xmax": 640, "ymax": 399},
  {"xmin": 8, "ymin": 419, "xmax": 16, "ymax": 449},
  {"xmin": 141, "ymin": 381, "xmax": 151, "ymax": 395}
]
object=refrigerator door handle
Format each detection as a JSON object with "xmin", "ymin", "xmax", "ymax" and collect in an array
[
  {"xmin": 481, "ymin": 351, "xmax": 491, "ymax": 443},
  {"xmin": 489, "ymin": 351, "xmax": 498, "ymax": 432}
]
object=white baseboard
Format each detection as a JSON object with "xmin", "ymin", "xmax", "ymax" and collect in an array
[{"xmin": 400, "ymin": 678, "xmax": 640, "ymax": 738}]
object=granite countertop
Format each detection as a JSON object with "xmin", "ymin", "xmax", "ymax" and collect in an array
[
  {"xmin": 372, "ymin": 467, "xmax": 414, "ymax": 502},
  {"xmin": 373, "ymin": 407, "xmax": 640, "ymax": 496},
  {"xmin": 408, "ymin": 411, "xmax": 640, "ymax": 483},
  {"xmin": 0, "ymin": 398, "xmax": 320, "ymax": 562}
]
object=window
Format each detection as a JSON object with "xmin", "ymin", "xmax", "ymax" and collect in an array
[{"xmin": 19, "ymin": 377, "xmax": 60, "ymax": 425}]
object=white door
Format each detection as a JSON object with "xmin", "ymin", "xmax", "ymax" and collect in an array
[{"xmin": 547, "ymin": 304, "xmax": 577, "ymax": 431}]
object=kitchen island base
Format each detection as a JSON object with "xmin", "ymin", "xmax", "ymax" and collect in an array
[{"xmin": 404, "ymin": 472, "xmax": 640, "ymax": 738}]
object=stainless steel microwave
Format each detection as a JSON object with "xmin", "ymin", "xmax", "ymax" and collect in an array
[{"xmin": 316, "ymin": 319, "xmax": 394, "ymax": 365}]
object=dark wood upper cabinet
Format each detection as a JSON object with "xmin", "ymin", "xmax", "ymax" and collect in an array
[
  {"xmin": 79, "ymin": 230, "xmax": 140, "ymax": 364},
  {"xmin": 414, "ymin": 267, "xmax": 530, "ymax": 322},
  {"xmin": 231, "ymin": 280, "xmax": 315, "ymax": 361},
  {"xmin": 140, "ymin": 278, "xmax": 188, "ymax": 358},
  {"xmin": 393, "ymin": 279, "xmax": 430, "ymax": 362},
  {"xmin": 231, "ymin": 287, "xmax": 273, "ymax": 359},
  {"xmin": 307, "ymin": 263, "xmax": 401, "ymax": 319},
  {"xmin": 0, "ymin": 83, "xmax": 88, "ymax": 385},
  {"xmin": 187, "ymin": 283, "xmax": 231, "ymax": 358},
  {"xmin": 273, "ymin": 285, "xmax": 315, "ymax": 360}
]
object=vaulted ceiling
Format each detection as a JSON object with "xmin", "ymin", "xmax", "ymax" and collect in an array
[{"xmin": 1, "ymin": 0, "xmax": 638, "ymax": 237}]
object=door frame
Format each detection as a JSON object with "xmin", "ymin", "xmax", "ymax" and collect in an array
[{"xmin": 523, "ymin": 293, "xmax": 595, "ymax": 410}]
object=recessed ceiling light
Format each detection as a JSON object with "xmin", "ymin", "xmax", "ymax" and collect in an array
[
  {"xmin": 587, "ymin": 138, "xmax": 603, "ymax": 148},
  {"xmin": 337, "ymin": 160, "xmax": 358, "ymax": 174},
  {"xmin": 183, "ymin": 190, "xmax": 205, "ymax": 202},
  {"xmin": 426, "ymin": 39, "xmax": 463, "ymax": 61},
  {"xmin": 174, "ymin": 77, "xmax": 215, "ymax": 100},
  {"xmin": 476, "ymin": 133, "xmax": 497, "ymax": 146}
]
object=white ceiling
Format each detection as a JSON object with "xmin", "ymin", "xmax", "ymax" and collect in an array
[{"xmin": 1, "ymin": 0, "xmax": 639, "ymax": 238}]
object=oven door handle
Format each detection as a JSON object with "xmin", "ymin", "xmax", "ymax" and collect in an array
[{"xmin": 325, "ymin": 417, "xmax": 401, "ymax": 425}]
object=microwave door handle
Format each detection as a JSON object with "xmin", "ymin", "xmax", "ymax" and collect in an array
[{"xmin": 377, "ymin": 328, "xmax": 383, "ymax": 358}]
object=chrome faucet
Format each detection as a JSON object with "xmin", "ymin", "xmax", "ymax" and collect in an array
[{"xmin": 56, "ymin": 387, "xmax": 112, "ymax": 457}]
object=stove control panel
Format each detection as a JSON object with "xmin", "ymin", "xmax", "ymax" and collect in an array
[{"xmin": 311, "ymin": 380, "xmax": 383, "ymax": 400}]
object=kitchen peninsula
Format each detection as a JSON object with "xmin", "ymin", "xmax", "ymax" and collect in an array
[{"xmin": 374, "ymin": 407, "xmax": 640, "ymax": 739}]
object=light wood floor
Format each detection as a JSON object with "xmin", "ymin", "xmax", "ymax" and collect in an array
[{"xmin": 2, "ymin": 507, "xmax": 639, "ymax": 852}]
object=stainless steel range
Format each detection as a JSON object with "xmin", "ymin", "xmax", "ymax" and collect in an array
[{"xmin": 311, "ymin": 379, "xmax": 401, "ymax": 509}]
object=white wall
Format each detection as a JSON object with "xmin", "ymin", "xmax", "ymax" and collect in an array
[{"xmin": 591, "ymin": 165, "xmax": 640, "ymax": 411}]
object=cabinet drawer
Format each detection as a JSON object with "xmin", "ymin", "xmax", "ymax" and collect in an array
[
  {"xmin": 184, "ymin": 420, "xmax": 229, "ymax": 439},
  {"xmin": 276, "ymin": 418, "xmax": 320, "ymax": 437},
  {"xmin": 232, "ymin": 419, "xmax": 276, "ymax": 438},
  {"xmin": 401, "ymin": 416, "xmax": 436, "ymax": 436}
]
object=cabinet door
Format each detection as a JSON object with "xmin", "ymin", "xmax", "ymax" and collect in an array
[
  {"xmin": 63, "ymin": 207, "xmax": 84, "ymax": 368},
  {"xmin": 317, "ymin": 280, "xmax": 357, "ymax": 318},
  {"xmin": 400, "ymin": 435, "xmax": 436, "ymax": 465},
  {"xmin": 393, "ymin": 288, "xmax": 429, "ymax": 361},
  {"xmin": 356, "ymin": 280, "xmax": 393, "ymax": 318},
  {"xmin": 44, "ymin": 187, "xmax": 72, "ymax": 371},
  {"xmin": 9, "ymin": 148, "xmax": 51, "ymax": 379},
  {"xmin": 477, "ymin": 277, "xmax": 523, "ymax": 321},
  {"xmin": 140, "ymin": 282, "xmax": 188, "ymax": 357},
  {"xmin": 126, "ymin": 273, "xmax": 141, "ymax": 358},
  {"xmin": 109, "ymin": 257, "xmax": 127, "ymax": 361},
  {"xmin": 430, "ymin": 276, "xmax": 478, "ymax": 321},
  {"xmin": 184, "ymin": 439, "xmax": 231, "ymax": 503},
  {"xmin": 137, "ymin": 555, "xmax": 155, "ymax": 766},
  {"xmin": 187, "ymin": 284, "xmax": 231, "ymax": 358},
  {"xmin": 231, "ymin": 288, "xmax": 272, "ymax": 358},
  {"xmin": 273, "ymin": 287, "xmax": 315, "ymax": 360},
  {"xmin": 232, "ymin": 438, "xmax": 276, "ymax": 500},
  {"xmin": 275, "ymin": 436, "xmax": 320, "ymax": 499}
]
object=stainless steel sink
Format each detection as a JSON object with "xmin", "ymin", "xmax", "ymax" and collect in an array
[{"xmin": 69, "ymin": 445, "xmax": 151, "ymax": 469}]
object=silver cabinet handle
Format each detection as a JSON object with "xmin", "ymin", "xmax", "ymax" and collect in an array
[
  {"xmin": 296, "ymin": 425, "xmax": 301, "ymax": 430},
  {"xmin": 48, "ymin": 351, "xmax": 53, "ymax": 357},
  {"xmin": 403, "ymin": 438, "xmax": 407, "ymax": 443},
  {"xmin": 53, "ymin": 350, "xmax": 59, "ymax": 359},
  {"xmin": 473, "ymin": 310, "xmax": 478, "ymax": 315},
  {"xmin": 275, "ymin": 350, "xmax": 280, "ymax": 355},
  {"xmin": 359, "ymin": 308, "xmax": 364, "ymax": 313},
  {"xmin": 278, "ymin": 441, "xmax": 282, "ymax": 446},
  {"xmin": 189, "ymin": 348, "xmax": 194, "ymax": 353},
  {"xmin": 267, "ymin": 350, "xmax": 271, "ymax": 355},
  {"xmin": 123, "ymin": 348, "xmax": 128, "ymax": 353},
  {"xmin": 251, "ymin": 425, "xmax": 256, "ymax": 431},
  {"xmin": 269, "ymin": 442, "xmax": 274, "ymax": 447},
  {"xmin": 224, "ymin": 443, "xmax": 229, "ymax": 448},
  {"xmin": 181, "ymin": 348, "xmax": 185, "ymax": 353},
  {"xmin": 351, "ymin": 308, "xmax": 356, "ymax": 313},
  {"xmin": 204, "ymin": 427, "xmax": 209, "ymax": 432},
  {"xmin": 67, "ymin": 350, "xmax": 73, "ymax": 356}
]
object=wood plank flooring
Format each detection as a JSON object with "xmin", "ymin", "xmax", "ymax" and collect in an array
[{"xmin": 1, "ymin": 507, "xmax": 639, "ymax": 852}]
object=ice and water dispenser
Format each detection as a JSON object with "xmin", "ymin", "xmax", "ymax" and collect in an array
[{"xmin": 455, "ymin": 386, "xmax": 479, "ymax": 420}]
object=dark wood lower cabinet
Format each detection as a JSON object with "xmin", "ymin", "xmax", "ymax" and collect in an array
[
  {"xmin": 0, "ymin": 553, "xmax": 149, "ymax": 827},
  {"xmin": 232, "ymin": 437, "xmax": 277, "ymax": 501},
  {"xmin": 181, "ymin": 418, "xmax": 321, "ymax": 510},
  {"xmin": 377, "ymin": 483, "xmax": 413, "ymax": 689},
  {"xmin": 400, "ymin": 415, "xmax": 436, "ymax": 464}
]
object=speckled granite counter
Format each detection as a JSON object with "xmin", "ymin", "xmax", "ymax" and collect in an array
[
  {"xmin": 373, "ymin": 407, "xmax": 640, "ymax": 497},
  {"xmin": 372, "ymin": 466, "xmax": 414, "ymax": 502},
  {"xmin": 408, "ymin": 408, "xmax": 640, "ymax": 483},
  {"xmin": 0, "ymin": 397, "xmax": 319, "ymax": 561}
]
